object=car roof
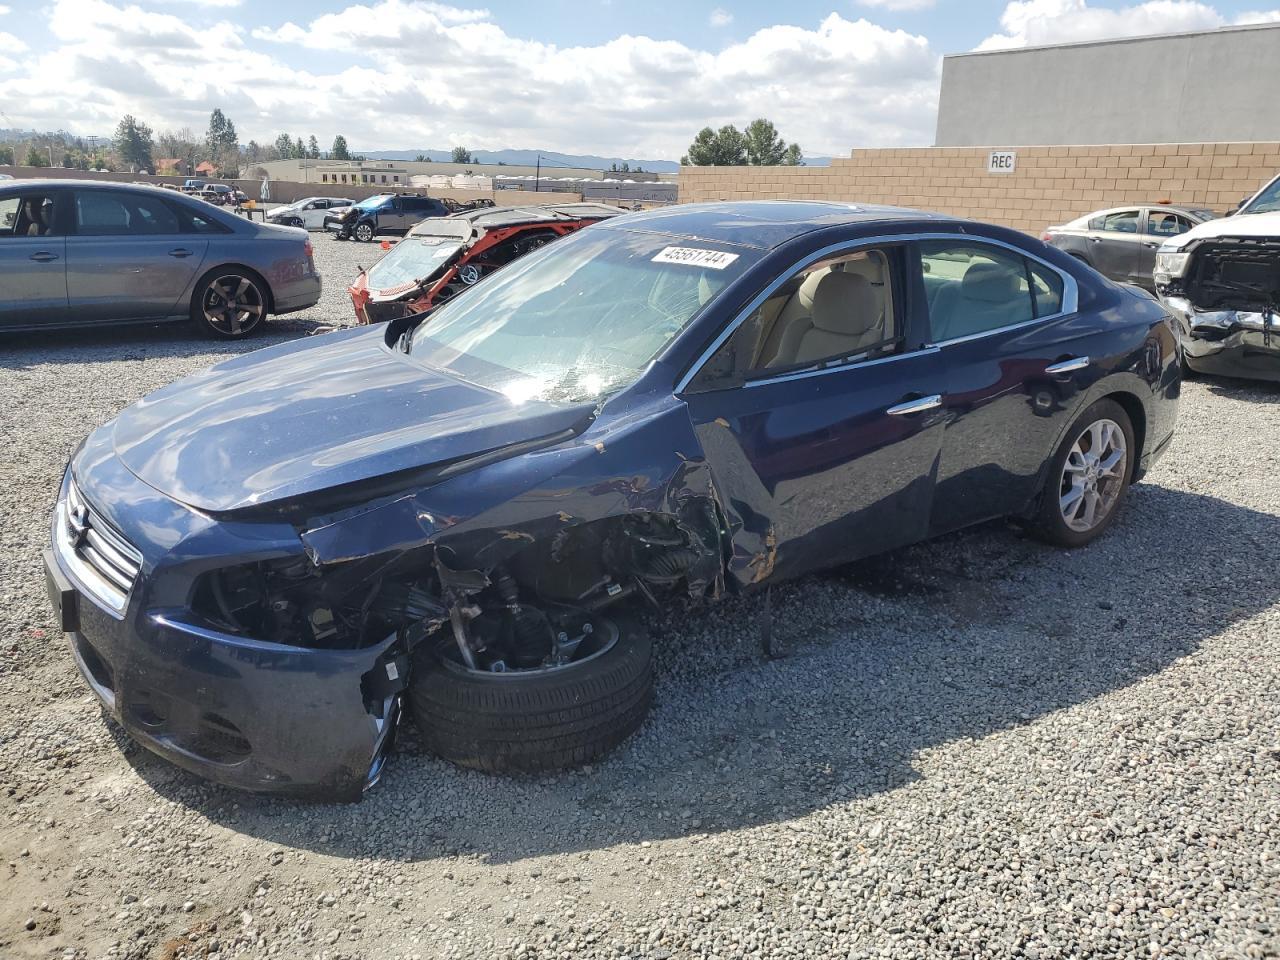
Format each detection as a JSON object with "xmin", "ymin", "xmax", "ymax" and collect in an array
[
  {"xmin": 405, "ymin": 203, "xmax": 629, "ymax": 239},
  {"xmin": 0, "ymin": 178, "xmax": 190, "ymax": 196},
  {"xmin": 592, "ymin": 200, "xmax": 955, "ymax": 250}
]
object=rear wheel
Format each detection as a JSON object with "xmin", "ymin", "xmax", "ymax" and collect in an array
[
  {"xmin": 409, "ymin": 613, "xmax": 653, "ymax": 774},
  {"xmin": 1032, "ymin": 399, "xmax": 1134, "ymax": 547},
  {"xmin": 354, "ymin": 222, "xmax": 375, "ymax": 242},
  {"xmin": 191, "ymin": 269, "xmax": 268, "ymax": 339}
]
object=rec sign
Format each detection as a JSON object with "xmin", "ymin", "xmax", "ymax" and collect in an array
[{"xmin": 987, "ymin": 150, "xmax": 1017, "ymax": 174}]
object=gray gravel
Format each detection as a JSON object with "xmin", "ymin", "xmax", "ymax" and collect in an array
[{"xmin": 1, "ymin": 237, "xmax": 1277, "ymax": 960}]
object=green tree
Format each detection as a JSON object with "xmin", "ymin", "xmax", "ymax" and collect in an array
[
  {"xmin": 743, "ymin": 118, "xmax": 802, "ymax": 166},
  {"xmin": 273, "ymin": 132, "xmax": 293, "ymax": 160},
  {"xmin": 292, "ymin": 136, "xmax": 304, "ymax": 159},
  {"xmin": 0, "ymin": 144, "xmax": 14, "ymax": 165},
  {"xmin": 331, "ymin": 135, "xmax": 350, "ymax": 161},
  {"xmin": 25, "ymin": 145, "xmax": 49, "ymax": 167},
  {"xmin": 681, "ymin": 125, "xmax": 747, "ymax": 166},
  {"xmin": 61, "ymin": 151, "xmax": 75, "ymax": 168},
  {"xmin": 414, "ymin": 153, "xmax": 428, "ymax": 162},
  {"xmin": 307, "ymin": 135, "xmax": 320, "ymax": 159},
  {"xmin": 205, "ymin": 108, "xmax": 237, "ymax": 154},
  {"xmin": 450, "ymin": 145, "xmax": 471, "ymax": 164},
  {"xmin": 114, "ymin": 114, "xmax": 154, "ymax": 171}
]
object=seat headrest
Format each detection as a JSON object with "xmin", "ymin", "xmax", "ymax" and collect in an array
[
  {"xmin": 962, "ymin": 262, "xmax": 1022, "ymax": 303},
  {"xmin": 811, "ymin": 271, "xmax": 879, "ymax": 335}
]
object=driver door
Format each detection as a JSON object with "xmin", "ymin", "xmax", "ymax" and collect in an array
[{"xmin": 681, "ymin": 243, "xmax": 947, "ymax": 586}]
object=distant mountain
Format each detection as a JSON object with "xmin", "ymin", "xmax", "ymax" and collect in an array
[{"xmin": 356, "ymin": 147, "xmax": 834, "ymax": 172}]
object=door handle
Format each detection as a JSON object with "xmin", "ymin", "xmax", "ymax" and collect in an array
[
  {"xmin": 1045, "ymin": 356, "xmax": 1090, "ymax": 375},
  {"xmin": 168, "ymin": 248, "xmax": 193, "ymax": 258},
  {"xmin": 1143, "ymin": 242, "xmax": 1159, "ymax": 249},
  {"xmin": 1089, "ymin": 237, "xmax": 1102, "ymax": 242},
  {"xmin": 29, "ymin": 251, "xmax": 59, "ymax": 262},
  {"xmin": 886, "ymin": 394, "xmax": 942, "ymax": 416}
]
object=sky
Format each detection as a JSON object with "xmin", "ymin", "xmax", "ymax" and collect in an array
[{"xmin": 0, "ymin": 0, "xmax": 1277, "ymax": 161}]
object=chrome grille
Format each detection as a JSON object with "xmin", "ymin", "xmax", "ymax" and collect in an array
[{"xmin": 56, "ymin": 479, "xmax": 142, "ymax": 614}]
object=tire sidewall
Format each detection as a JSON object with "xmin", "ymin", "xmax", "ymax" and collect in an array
[
  {"xmin": 354, "ymin": 222, "xmax": 374, "ymax": 242},
  {"xmin": 1036, "ymin": 398, "xmax": 1135, "ymax": 548},
  {"xmin": 191, "ymin": 270, "xmax": 267, "ymax": 340}
]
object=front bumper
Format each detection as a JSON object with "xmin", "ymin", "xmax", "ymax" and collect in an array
[
  {"xmin": 47, "ymin": 458, "xmax": 399, "ymax": 800},
  {"xmin": 1185, "ymin": 327, "xmax": 1280, "ymax": 382}
]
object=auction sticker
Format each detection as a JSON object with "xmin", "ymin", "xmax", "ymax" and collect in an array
[{"xmin": 652, "ymin": 246, "xmax": 739, "ymax": 269}]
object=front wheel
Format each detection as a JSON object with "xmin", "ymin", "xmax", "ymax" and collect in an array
[
  {"xmin": 409, "ymin": 614, "xmax": 653, "ymax": 774},
  {"xmin": 1032, "ymin": 399, "xmax": 1135, "ymax": 547},
  {"xmin": 353, "ymin": 222, "xmax": 375, "ymax": 242},
  {"xmin": 191, "ymin": 270, "xmax": 268, "ymax": 339}
]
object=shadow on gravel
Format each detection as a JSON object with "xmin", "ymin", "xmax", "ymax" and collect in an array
[
  {"xmin": 119, "ymin": 483, "xmax": 1280, "ymax": 866},
  {"xmin": 1197, "ymin": 376, "xmax": 1280, "ymax": 402},
  {"xmin": 0, "ymin": 318, "xmax": 328, "ymax": 371}
]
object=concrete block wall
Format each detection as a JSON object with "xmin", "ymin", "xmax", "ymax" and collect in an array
[{"xmin": 677, "ymin": 142, "xmax": 1280, "ymax": 233}]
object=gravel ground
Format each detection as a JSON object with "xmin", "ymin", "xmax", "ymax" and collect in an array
[{"xmin": 1, "ymin": 237, "xmax": 1277, "ymax": 960}]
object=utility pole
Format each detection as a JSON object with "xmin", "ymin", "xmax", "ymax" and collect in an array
[{"xmin": 534, "ymin": 154, "xmax": 540, "ymax": 193}]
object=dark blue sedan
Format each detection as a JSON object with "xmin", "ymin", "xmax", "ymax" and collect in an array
[{"xmin": 45, "ymin": 202, "xmax": 1180, "ymax": 799}]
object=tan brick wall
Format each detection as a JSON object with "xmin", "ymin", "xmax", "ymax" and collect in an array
[{"xmin": 677, "ymin": 142, "xmax": 1280, "ymax": 233}]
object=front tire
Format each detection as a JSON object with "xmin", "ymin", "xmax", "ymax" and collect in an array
[
  {"xmin": 1032, "ymin": 399, "xmax": 1134, "ymax": 547},
  {"xmin": 409, "ymin": 615, "xmax": 653, "ymax": 774},
  {"xmin": 190, "ymin": 269, "xmax": 268, "ymax": 339},
  {"xmin": 353, "ymin": 222, "xmax": 375, "ymax": 242}
]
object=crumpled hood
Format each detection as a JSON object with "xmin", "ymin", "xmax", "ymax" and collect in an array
[
  {"xmin": 1160, "ymin": 210, "xmax": 1280, "ymax": 251},
  {"xmin": 112, "ymin": 326, "xmax": 592, "ymax": 513}
]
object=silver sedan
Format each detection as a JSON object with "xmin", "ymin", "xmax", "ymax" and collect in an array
[
  {"xmin": 0, "ymin": 179, "xmax": 321, "ymax": 339},
  {"xmin": 1041, "ymin": 203, "xmax": 1216, "ymax": 290}
]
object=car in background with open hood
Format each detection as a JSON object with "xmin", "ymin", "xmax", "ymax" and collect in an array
[
  {"xmin": 1154, "ymin": 211, "xmax": 1280, "ymax": 381},
  {"xmin": 348, "ymin": 202, "xmax": 627, "ymax": 324}
]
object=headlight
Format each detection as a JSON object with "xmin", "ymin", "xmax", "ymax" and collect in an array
[{"xmin": 1153, "ymin": 250, "xmax": 1190, "ymax": 281}]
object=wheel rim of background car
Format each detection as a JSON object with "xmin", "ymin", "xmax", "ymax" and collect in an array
[
  {"xmin": 355, "ymin": 223, "xmax": 373, "ymax": 241},
  {"xmin": 202, "ymin": 274, "xmax": 266, "ymax": 336},
  {"xmin": 1059, "ymin": 417, "xmax": 1128, "ymax": 532}
]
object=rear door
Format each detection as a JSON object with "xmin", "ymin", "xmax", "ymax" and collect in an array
[
  {"xmin": 0, "ymin": 189, "xmax": 69, "ymax": 329},
  {"xmin": 1085, "ymin": 209, "xmax": 1142, "ymax": 282},
  {"xmin": 918, "ymin": 238, "xmax": 1087, "ymax": 532},
  {"xmin": 65, "ymin": 189, "xmax": 209, "ymax": 322}
]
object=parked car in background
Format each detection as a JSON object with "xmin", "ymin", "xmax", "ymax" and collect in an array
[
  {"xmin": 196, "ymin": 184, "xmax": 237, "ymax": 206},
  {"xmin": 181, "ymin": 179, "xmax": 205, "ymax": 194},
  {"xmin": 349, "ymin": 202, "xmax": 627, "ymax": 323},
  {"xmin": 44, "ymin": 201, "xmax": 1179, "ymax": 799},
  {"xmin": 1042, "ymin": 204, "xmax": 1217, "ymax": 290},
  {"xmin": 325, "ymin": 193, "xmax": 452, "ymax": 241},
  {"xmin": 1154, "ymin": 210, "xmax": 1280, "ymax": 382},
  {"xmin": 267, "ymin": 196, "xmax": 353, "ymax": 230},
  {"xmin": 1233, "ymin": 171, "xmax": 1280, "ymax": 216},
  {"xmin": 0, "ymin": 180, "xmax": 321, "ymax": 339}
]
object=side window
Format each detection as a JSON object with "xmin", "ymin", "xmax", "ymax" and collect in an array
[
  {"xmin": 0, "ymin": 196, "xmax": 22, "ymax": 237},
  {"xmin": 3, "ymin": 193, "xmax": 59, "ymax": 237},
  {"xmin": 1147, "ymin": 212, "xmax": 1190, "ymax": 236},
  {"xmin": 1100, "ymin": 210, "xmax": 1140, "ymax": 234},
  {"xmin": 920, "ymin": 241, "xmax": 1062, "ymax": 341},
  {"xmin": 694, "ymin": 247, "xmax": 899, "ymax": 390},
  {"xmin": 173, "ymin": 201, "xmax": 232, "ymax": 235},
  {"xmin": 74, "ymin": 192, "xmax": 181, "ymax": 236}
]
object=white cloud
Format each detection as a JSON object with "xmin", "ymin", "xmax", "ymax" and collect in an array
[
  {"xmin": 709, "ymin": 7, "xmax": 733, "ymax": 27},
  {"xmin": 979, "ymin": 0, "xmax": 1280, "ymax": 49},
  {"xmin": 1, "ymin": 1, "xmax": 941, "ymax": 157},
  {"xmin": 856, "ymin": 0, "xmax": 936, "ymax": 11}
]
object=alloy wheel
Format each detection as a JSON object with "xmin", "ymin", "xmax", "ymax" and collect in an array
[
  {"xmin": 355, "ymin": 223, "xmax": 374, "ymax": 242},
  {"xmin": 201, "ymin": 274, "xmax": 265, "ymax": 337},
  {"xmin": 1058, "ymin": 417, "xmax": 1128, "ymax": 532}
]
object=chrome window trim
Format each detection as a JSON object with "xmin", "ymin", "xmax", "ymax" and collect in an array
[
  {"xmin": 675, "ymin": 231, "xmax": 1078, "ymax": 394},
  {"xmin": 743, "ymin": 346, "xmax": 940, "ymax": 389}
]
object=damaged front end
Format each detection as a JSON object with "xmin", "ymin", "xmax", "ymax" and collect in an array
[{"xmin": 1157, "ymin": 235, "xmax": 1280, "ymax": 381}]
